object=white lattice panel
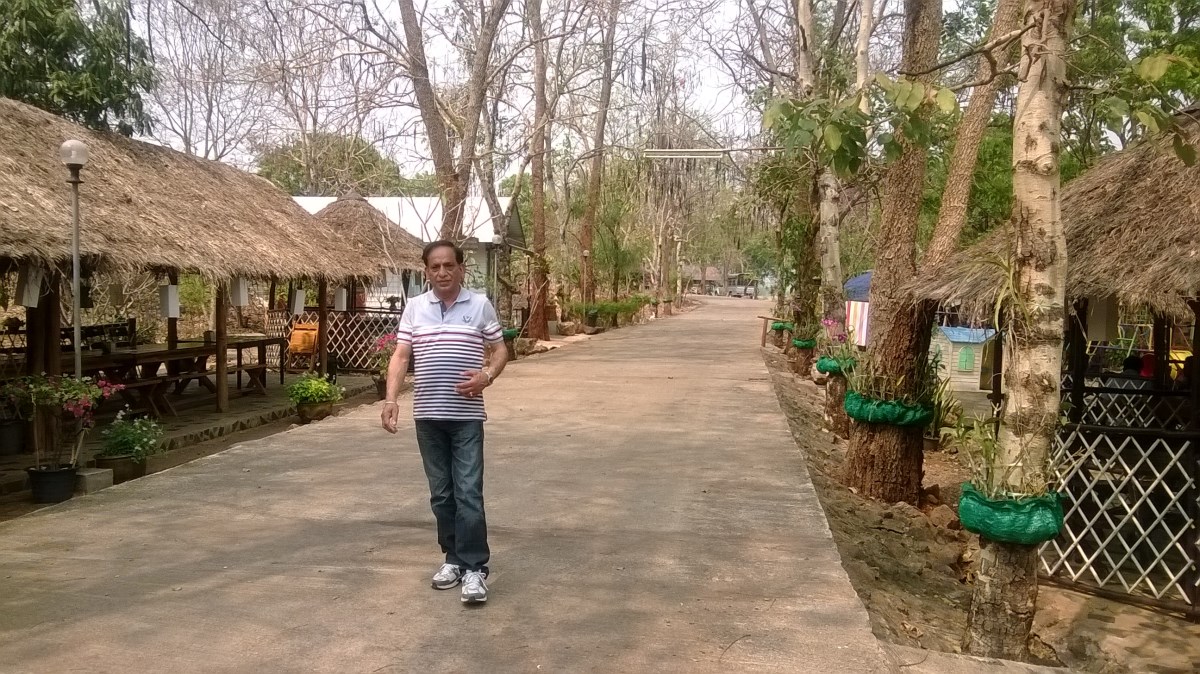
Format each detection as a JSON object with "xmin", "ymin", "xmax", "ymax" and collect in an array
[{"xmin": 1041, "ymin": 425, "xmax": 1197, "ymax": 608}]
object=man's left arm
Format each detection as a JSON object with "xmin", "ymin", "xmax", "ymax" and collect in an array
[{"xmin": 480, "ymin": 301, "xmax": 508, "ymax": 384}]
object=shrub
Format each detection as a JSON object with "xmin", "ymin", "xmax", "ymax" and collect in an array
[{"xmin": 287, "ymin": 374, "xmax": 344, "ymax": 404}]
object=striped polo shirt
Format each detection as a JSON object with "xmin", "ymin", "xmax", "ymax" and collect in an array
[{"xmin": 396, "ymin": 288, "xmax": 504, "ymax": 420}]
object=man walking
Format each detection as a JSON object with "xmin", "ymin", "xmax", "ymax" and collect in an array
[{"xmin": 381, "ymin": 240, "xmax": 509, "ymax": 604}]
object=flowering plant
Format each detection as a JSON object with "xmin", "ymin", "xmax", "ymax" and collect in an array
[
  {"xmin": 24, "ymin": 375, "xmax": 123, "ymax": 469},
  {"xmin": 99, "ymin": 407, "xmax": 165, "ymax": 462},
  {"xmin": 369, "ymin": 333, "xmax": 399, "ymax": 379}
]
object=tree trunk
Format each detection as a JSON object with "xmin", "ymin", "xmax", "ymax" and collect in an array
[
  {"xmin": 854, "ymin": 0, "xmax": 874, "ymax": 111},
  {"xmin": 843, "ymin": 0, "xmax": 941, "ymax": 505},
  {"xmin": 922, "ymin": 0, "xmax": 1022, "ymax": 269},
  {"xmin": 965, "ymin": 0, "xmax": 1073, "ymax": 657},
  {"xmin": 964, "ymin": 538, "xmax": 1039, "ymax": 658},
  {"xmin": 826, "ymin": 374, "xmax": 851, "ymax": 438},
  {"xmin": 817, "ymin": 169, "xmax": 846, "ymax": 331},
  {"xmin": 579, "ymin": 0, "xmax": 621, "ymax": 304},
  {"xmin": 395, "ymin": 0, "xmax": 512, "ymax": 240},
  {"xmin": 526, "ymin": 0, "xmax": 551, "ymax": 341}
]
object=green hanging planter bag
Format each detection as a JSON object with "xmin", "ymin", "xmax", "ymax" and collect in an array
[
  {"xmin": 771, "ymin": 322, "xmax": 794, "ymax": 332},
  {"xmin": 843, "ymin": 391, "xmax": 934, "ymax": 427},
  {"xmin": 792, "ymin": 338, "xmax": 817, "ymax": 350},
  {"xmin": 958, "ymin": 482, "xmax": 1064, "ymax": 546},
  {"xmin": 502, "ymin": 328, "xmax": 520, "ymax": 341},
  {"xmin": 816, "ymin": 356, "xmax": 856, "ymax": 375}
]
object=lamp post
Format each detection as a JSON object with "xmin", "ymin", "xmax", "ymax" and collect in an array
[{"xmin": 59, "ymin": 140, "xmax": 88, "ymax": 380}]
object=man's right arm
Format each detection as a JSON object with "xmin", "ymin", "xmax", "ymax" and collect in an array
[{"xmin": 386, "ymin": 341, "xmax": 411, "ymax": 402}]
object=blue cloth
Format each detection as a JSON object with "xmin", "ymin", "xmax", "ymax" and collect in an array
[
  {"xmin": 844, "ymin": 271, "xmax": 872, "ymax": 302},
  {"xmin": 415, "ymin": 419, "xmax": 490, "ymax": 573},
  {"xmin": 938, "ymin": 326, "xmax": 996, "ymax": 344}
]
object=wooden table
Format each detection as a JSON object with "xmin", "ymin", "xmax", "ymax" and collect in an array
[{"xmin": 66, "ymin": 335, "xmax": 285, "ymax": 417}]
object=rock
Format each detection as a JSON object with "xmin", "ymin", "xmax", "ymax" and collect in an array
[
  {"xmin": 812, "ymin": 368, "xmax": 829, "ymax": 386},
  {"xmin": 922, "ymin": 484, "xmax": 942, "ymax": 507},
  {"xmin": 514, "ymin": 337, "xmax": 537, "ymax": 356},
  {"xmin": 928, "ymin": 504, "xmax": 960, "ymax": 530},
  {"xmin": 559, "ymin": 322, "xmax": 578, "ymax": 336},
  {"xmin": 530, "ymin": 342, "xmax": 552, "ymax": 354},
  {"xmin": 583, "ymin": 326, "xmax": 605, "ymax": 336},
  {"xmin": 888, "ymin": 501, "xmax": 924, "ymax": 521}
]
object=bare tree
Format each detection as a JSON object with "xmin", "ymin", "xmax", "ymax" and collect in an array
[{"xmin": 145, "ymin": 0, "xmax": 266, "ymax": 160}]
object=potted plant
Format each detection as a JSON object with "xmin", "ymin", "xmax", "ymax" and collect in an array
[
  {"xmin": 0, "ymin": 378, "xmax": 32, "ymax": 456},
  {"xmin": 25, "ymin": 375, "xmax": 122, "ymax": 503},
  {"xmin": 769, "ymin": 321, "xmax": 792, "ymax": 350},
  {"xmin": 844, "ymin": 354, "xmax": 938, "ymax": 428},
  {"xmin": 287, "ymin": 373, "xmax": 344, "ymax": 423},
  {"xmin": 96, "ymin": 407, "xmax": 165, "ymax": 483},
  {"xmin": 368, "ymin": 333, "xmax": 399, "ymax": 400},
  {"xmin": 954, "ymin": 416, "xmax": 1066, "ymax": 545}
]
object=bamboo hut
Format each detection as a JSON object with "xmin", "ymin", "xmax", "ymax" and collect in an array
[
  {"xmin": 0, "ymin": 97, "xmax": 377, "ymax": 411},
  {"xmin": 907, "ymin": 117, "xmax": 1200, "ymax": 618},
  {"xmin": 291, "ymin": 194, "xmax": 425, "ymax": 373}
]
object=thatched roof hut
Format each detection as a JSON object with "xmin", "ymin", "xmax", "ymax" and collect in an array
[
  {"xmin": 0, "ymin": 97, "xmax": 377, "ymax": 280},
  {"xmin": 312, "ymin": 194, "xmax": 424, "ymax": 272},
  {"xmin": 909, "ymin": 120, "xmax": 1200, "ymax": 319}
]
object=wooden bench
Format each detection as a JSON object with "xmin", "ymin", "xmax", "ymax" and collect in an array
[{"xmin": 118, "ymin": 376, "xmax": 182, "ymax": 418}]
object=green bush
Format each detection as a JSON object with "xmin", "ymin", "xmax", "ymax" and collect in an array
[
  {"xmin": 287, "ymin": 374, "xmax": 344, "ymax": 404},
  {"xmin": 98, "ymin": 408, "xmax": 165, "ymax": 461}
]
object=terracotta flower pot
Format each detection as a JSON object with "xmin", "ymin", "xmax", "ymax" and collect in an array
[
  {"xmin": 95, "ymin": 455, "xmax": 148, "ymax": 484},
  {"xmin": 296, "ymin": 401, "xmax": 334, "ymax": 424}
]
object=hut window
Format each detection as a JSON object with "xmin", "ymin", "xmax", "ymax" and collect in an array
[{"xmin": 957, "ymin": 347, "xmax": 975, "ymax": 372}]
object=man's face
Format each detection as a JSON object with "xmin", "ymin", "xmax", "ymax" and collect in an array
[{"xmin": 425, "ymin": 245, "xmax": 464, "ymax": 294}]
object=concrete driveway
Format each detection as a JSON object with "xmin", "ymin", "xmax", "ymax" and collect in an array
[{"xmin": 0, "ymin": 297, "xmax": 889, "ymax": 673}]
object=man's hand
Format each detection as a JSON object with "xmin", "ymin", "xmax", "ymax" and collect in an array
[
  {"xmin": 455, "ymin": 370, "xmax": 491, "ymax": 399},
  {"xmin": 381, "ymin": 403, "xmax": 400, "ymax": 434}
]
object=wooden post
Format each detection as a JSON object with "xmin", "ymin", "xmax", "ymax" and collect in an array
[
  {"xmin": 268, "ymin": 278, "xmax": 277, "ymax": 311},
  {"xmin": 45, "ymin": 273, "xmax": 62, "ymax": 377},
  {"xmin": 25, "ymin": 289, "xmax": 44, "ymax": 376},
  {"xmin": 1153, "ymin": 314, "xmax": 1170, "ymax": 390},
  {"xmin": 1190, "ymin": 301, "xmax": 1200, "ymax": 431},
  {"xmin": 1067, "ymin": 299, "xmax": 1088, "ymax": 423},
  {"xmin": 317, "ymin": 279, "xmax": 330, "ymax": 375},
  {"xmin": 167, "ymin": 271, "xmax": 179, "ymax": 375},
  {"xmin": 215, "ymin": 282, "xmax": 228, "ymax": 412}
]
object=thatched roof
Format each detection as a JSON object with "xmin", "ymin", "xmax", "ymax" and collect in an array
[
  {"xmin": 312, "ymin": 194, "xmax": 424, "ymax": 271},
  {"xmin": 0, "ymin": 97, "xmax": 378, "ymax": 280},
  {"xmin": 909, "ymin": 120, "xmax": 1200, "ymax": 319}
]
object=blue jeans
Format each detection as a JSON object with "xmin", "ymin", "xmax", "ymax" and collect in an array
[{"xmin": 414, "ymin": 419, "xmax": 489, "ymax": 573}]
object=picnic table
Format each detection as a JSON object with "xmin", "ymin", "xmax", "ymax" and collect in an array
[{"xmin": 67, "ymin": 335, "xmax": 284, "ymax": 417}]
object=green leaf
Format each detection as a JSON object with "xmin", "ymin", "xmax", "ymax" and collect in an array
[
  {"xmin": 1135, "ymin": 110, "xmax": 1159, "ymax": 133},
  {"xmin": 1174, "ymin": 133, "xmax": 1198, "ymax": 167},
  {"xmin": 763, "ymin": 100, "xmax": 788, "ymax": 129},
  {"xmin": 824, "ymin": 124, "xmax": 842, "ymax": 151},
  {"xmin": 1135, "ymin": 54, "xmax": 1171, "ymax": 81},
  {"xmin": 1101, "ymin": 96, "xmax": 1130, "ymax": 118},
  {"xmin": 874, "ymin": 72, "xmax": 893, "ymax": 91},
  {"xmin": 936, "ymin": 88, "xmax": 958, "ymax": 114},
  {"xmin": 904, "ymin": 83, "xmax": 926, "ymax": 112}
]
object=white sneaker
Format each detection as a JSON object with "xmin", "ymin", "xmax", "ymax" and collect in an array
[
  {"xmin": 460, "ymin": 570, "xmax": 488, "ymax": 604},
  {"xmin": 431, "ymin": 563, "xmax": 462, "ymax": 590}
]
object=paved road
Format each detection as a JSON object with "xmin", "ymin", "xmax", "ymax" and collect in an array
[{"xmin": 0, "ymin": 297, "xmax": 889, "ymax": 673}]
